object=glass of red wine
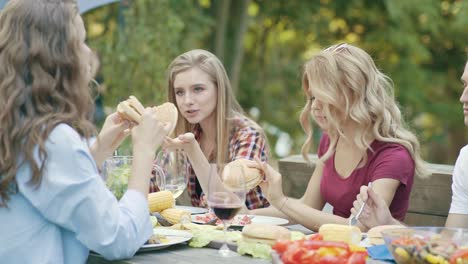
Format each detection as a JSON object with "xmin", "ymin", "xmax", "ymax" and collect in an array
[{"xmin": 207, "ymin": 162, "xmax": 247, "ymax": 257}]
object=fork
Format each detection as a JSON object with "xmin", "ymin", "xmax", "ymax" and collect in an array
[{"xmin": 349, "ymin": 182, "xmax": 372, "ymax": 226}]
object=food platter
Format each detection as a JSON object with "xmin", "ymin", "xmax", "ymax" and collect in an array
[
  {"xmin": 192, "ymin": 213, "xmax": 288, "ymax": 228},
  {"xmin": 138, "ymin": 229, "xmax": 193, "ymax": 252}
]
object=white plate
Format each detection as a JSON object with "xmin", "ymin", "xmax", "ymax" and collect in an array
[
  {"xmin": 191, "ymin": 214, "xmax": 289, "ymax": 227},
  {"xmin": 175, "ymin": 205, "xmax": 208, "ymax": 215},
  {"xmin": 138, "ymin": 229, "xmax": 193, "ymax": 252}
]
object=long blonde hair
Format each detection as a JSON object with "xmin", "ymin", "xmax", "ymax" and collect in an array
[
  {"xmin": 300, "ymin": 43, "xmax": 428, "ymax": 178},
  {"xmin": 0, "ymin": 0, "xmax": 97, "ymax": 207},
  {"xmin": 167, "ymin": 49, "xmax": 265, "ymax": 164}
]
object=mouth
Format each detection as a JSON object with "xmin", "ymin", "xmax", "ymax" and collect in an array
[
  {"xmin": 464, "ymin": 108, "xmax": 468, "ymax": 114},
  {"xmin": 185, "ymin": 109, "xmax": 199, "ymax": 116}
]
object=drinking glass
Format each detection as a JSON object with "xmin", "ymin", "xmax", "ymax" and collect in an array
[
  {"xmin": 207, "ymin": 163, "xmax": 247, "ymax": 257},
  {"xmin": 153, "ymin": 149, "xmax": 189, "ymax": 200},
  {"xmin": 103, "ymin": 156, "xmax": 132, "ymax": 200}
]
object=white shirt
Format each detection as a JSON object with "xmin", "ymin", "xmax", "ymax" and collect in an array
[
  {"xmin": 449, "ymin": 145, "xmax": 468, "ymax": 214},
  {"xmin": 0, "ymin": 124, "xmax": 152, "ymax": 263}
]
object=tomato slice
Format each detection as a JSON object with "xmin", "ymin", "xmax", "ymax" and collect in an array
[{"xmin": 272, "ymin": 240, "xmax": 289, "ymax": 255}]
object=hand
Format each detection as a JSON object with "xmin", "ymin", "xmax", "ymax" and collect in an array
[
  {"xmin": 91, "ymin": 112, "xmax": 132, "ymax": 167},
  {"xmin": 350, "ymin": 186, "xmax": 396, "ymax": 229},
  {"xmin": 132, "ymin": 108, "xmax": 171, "ymax": 152},
  {"xmin": 163, "ymin": 133, "xmax": 198, "ymax": 154},
  {"xmin": 251, "ymin": 158, "xmax": 285, "ymax": 206}
]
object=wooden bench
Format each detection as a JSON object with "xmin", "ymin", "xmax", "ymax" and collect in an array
[{"xmin": 278, "ymin": 154, "xmax": 454, "ymax": 226}]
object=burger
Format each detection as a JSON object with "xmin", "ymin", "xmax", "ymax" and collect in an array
[
  {"xmin": 222, "ymin": 159, "xmax": 264, "ymax": 190},
  {"xmin": 367, "ymin": 225, "xmax": 406, "ymax": 245},
  {"xmin": 117, "ymin": 96, "xmax": 178, "ymax": 134},
  {"xmin": 242, "ymin": 223, "xmax": 291, "ymax": 245}
]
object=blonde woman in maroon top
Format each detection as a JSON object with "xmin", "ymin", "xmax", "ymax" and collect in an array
[{"xmin": 251, "ymin": 43, "xmax": 427, "ymax": 231}]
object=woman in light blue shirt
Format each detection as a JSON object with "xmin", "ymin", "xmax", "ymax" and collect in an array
[{"xmin": 0, "ymin": 0, "xmax": 171, "ymax": 263}]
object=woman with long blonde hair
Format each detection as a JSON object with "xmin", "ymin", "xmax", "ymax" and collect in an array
[
  {"xmin": 0, "ymin": 0, "xmax": 170, "ymax": 262},
  {"xmin": 151, "ymin": 49, "xmax": 270, "ymax": 209},
  {"xmin": 252, "ymin": 43, "xmax": 427, "ymax": 231}
]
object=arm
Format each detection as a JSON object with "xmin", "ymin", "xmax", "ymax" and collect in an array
[
  {"xmin": 251, "ymin": 161, "xmax": 349, "ymax": 231},
  {"xmin": 446, "ymin": 146, "xmax": 468, "ymax": 228}
]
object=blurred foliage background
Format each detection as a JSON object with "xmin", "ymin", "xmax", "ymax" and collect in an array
[{"xmin": 84, "ymin": 0, "xmax": 468, "ymax": 164}]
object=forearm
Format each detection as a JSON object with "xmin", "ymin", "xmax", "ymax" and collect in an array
[
  {"xmin": 89, "ymin": 142, "xmax": 108, "ymax": 173},
  {"xmin": 250, "ymin": 204, "xmax": 290, "ymax": 220},
  {"xmin": 127, "ymin": 146, "xmax": 155, "ymax": 197},
  {"xmin": 275, "ymin": 197, "xmax": 348, "ymax": 231},
  {"xmin": 185, "ymin": 144, "xmax": 211, "ymax": 191}
]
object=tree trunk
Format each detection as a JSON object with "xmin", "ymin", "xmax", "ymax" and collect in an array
[
  {"xmin": 214, "ymin": 0, "xmax": 231, "ymax": 61},
  {"xmin": 229, "ymin": 0, "xmax": 250, "ymax": 94}
]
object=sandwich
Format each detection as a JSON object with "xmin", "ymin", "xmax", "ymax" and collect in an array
[
  {"xmin": 117, "ymin": 96, "xmax": 178, "ymax": 135},
  {"xmin": 367, "ymin": 225, "xmax": 406, "ymax": 245},
  {"xmin": 222, "ymin": 159, "xmax": 264, "ymax": 190},
  {"xmin": 117, "ymin": 95, "xmax": 145, "ymax": 123},
  {"xmin": 242, "ymin": 223, "xmax": 291, "ymax": 245}
]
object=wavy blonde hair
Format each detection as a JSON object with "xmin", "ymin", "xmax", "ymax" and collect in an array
[
  {"xmin": 167, "ymin": 49, "xmax": 266, "ymax": 164},
  {"xmin": 300, "ymin": 43, "xmax": 428, "ymax": 178},
  {"xmin": 0, "ymin": 0, "xmax": 97, "ymax": 207}
]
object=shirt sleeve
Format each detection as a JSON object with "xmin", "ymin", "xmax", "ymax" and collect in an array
[
  {"xmin": 231, "ymin": 127, "xmax": 268, "ymax": 162},
  {"xmin": 449, "ymin": 145, "xmax": 468, "ymax": 214},
  {"xmin": 16, "ymin": 124, "xmax": 152, "ymax": 260},
  {"xmin": 370, "ymin": 144, "xmax": 415, "ymax": 186}
]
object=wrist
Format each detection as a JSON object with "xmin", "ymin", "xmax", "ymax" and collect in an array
[{"xmin": 273, "ymin": 196, "xmax": 288, "ymax": 211}]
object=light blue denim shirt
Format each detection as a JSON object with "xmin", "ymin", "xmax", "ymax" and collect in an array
[{"xmin": 0, "ymin": 124, "xmax": 152, "ymax": 263}]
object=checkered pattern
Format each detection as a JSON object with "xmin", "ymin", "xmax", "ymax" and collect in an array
[{"xmin": 149, "ymin": 117, "xmax": 270, "ymax": 209}]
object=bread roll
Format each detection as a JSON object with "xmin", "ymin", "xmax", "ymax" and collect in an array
[
  {"xmin": 242, "ymin": 223, "xmax": 291, "ymax": 245},
  {"xmin": 222, "ymin": 159, "xmax": 263, "ymax": 190},
  {"xmin": 367, "ymin": 225, "xmax": 406, "ymax": 245}
]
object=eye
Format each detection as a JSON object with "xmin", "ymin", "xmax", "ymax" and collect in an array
[
  {"xmin": 194, "ymin": 86, "xmax": 204, "ymax": 92},
  {"xmin": 175, "ymin": 90, "xmax": 184, "ymax": 96},
  {"xmin": 309, "ymin": 96, "xmax": 316, "ymax": 102}
]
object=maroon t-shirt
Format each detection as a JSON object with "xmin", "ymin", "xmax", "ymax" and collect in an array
[{"xmin": 318, "ymin": 134, "xmax": 415, "ymax": 221}]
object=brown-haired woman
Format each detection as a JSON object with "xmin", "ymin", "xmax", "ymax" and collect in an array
[{"xmin": 0, "ymin": 0, "xmax": 170, "ymax": 262}]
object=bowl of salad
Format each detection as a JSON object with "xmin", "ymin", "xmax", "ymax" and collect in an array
[
  {"xmin": 104, "ymin": 156, "xmax": 132, "ymax": 200},
  {"xmin": 382, "ymin": 227, "xmax": 468, "ymax": 264}
]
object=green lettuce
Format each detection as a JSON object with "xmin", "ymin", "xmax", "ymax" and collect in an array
[{"xmin": 189, "ymin": 229, "xmax": 242, "ymax": 248}]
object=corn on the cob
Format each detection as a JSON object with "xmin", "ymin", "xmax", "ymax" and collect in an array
[
  {"xmin": 160, "ymin": 208, "xmax": 191, "ymax": 225},
  {"xmin": 147, "ymin": 191, "xmax": 175, "ymax": 212},
  {"xmin": 318, "ymin": 224, "xmax": 362, "ymax": 245}
]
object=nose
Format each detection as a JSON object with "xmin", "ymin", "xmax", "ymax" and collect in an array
[
  {"xmin": 182, "ymin": 91, "xmax": 194, "ymax": 106},
  {"xmin": 460, "ymin": 86, "xmax": 468, "ymax": 104}
]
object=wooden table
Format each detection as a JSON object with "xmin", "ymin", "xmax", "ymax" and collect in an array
[{"xmin": 87, "ymin": 244, "xmax": 269, "ymax": 264}]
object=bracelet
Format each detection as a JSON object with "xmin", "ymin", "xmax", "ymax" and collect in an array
[{"xmin": 278, "ymin": 197, "xmax": 289, "ymax": 212}]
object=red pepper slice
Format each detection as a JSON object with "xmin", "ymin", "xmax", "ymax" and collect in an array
[
  {"xmin": 450, "ymin": 249, "xmax": 468, "ymax": 264},
  {"xmin": 346, "ymin": 252, "xmax": 368, "ymax": 264}
]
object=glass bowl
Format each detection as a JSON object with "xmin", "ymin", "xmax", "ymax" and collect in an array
[
  {"xmin": 103, "ymin": 156, "xmax": 132, "ymax": 200},
  {"xmin": 382, "ymin": 226, "xmax": 468, "ymax": 264}
]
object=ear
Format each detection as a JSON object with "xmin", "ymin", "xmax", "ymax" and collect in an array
[{"xmin": 302, "ymin": 73, "xmax": 311, "ymax": 98}]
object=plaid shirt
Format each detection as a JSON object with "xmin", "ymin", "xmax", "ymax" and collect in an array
[{"xmin": 150, "ymin": 117, "xmax": 270, "ymax": 209}]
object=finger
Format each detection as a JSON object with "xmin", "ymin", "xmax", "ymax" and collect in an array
[
  {"xmin": 359, "ymin": 185, "xmax": 369, "ymax": 202},
  {"xmin": 350, "ymin": 207, "xmax": 357, "ymax": 216}
]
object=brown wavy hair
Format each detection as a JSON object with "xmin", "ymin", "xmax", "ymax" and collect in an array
[{"xmin": 0, "ymin": 0, "xmax": 96, "ymax": 207}]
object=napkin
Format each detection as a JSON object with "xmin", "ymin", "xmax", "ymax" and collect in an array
[{"xmin": 367, "ymin": 244, "xmax": 396, "ymax": 263}]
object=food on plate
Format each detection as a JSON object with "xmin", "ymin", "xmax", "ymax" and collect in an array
[
  {"xmin": 160, "ymin": 208, "xmax": 191, "ymax": 225},
  {"xmin": 318, "ymin": 224, "xmax": 362, "ymax": 245},
  {"xmin": 117, "ymin": 95, "xmax": 145, "ymax": 123},
  {"xmin": 150, "ymin": 215, "xmax": 158, "ymax": 227},
  {"xmin": 147, "ymin": 191, "xmax": 175, "ymax": 212},
  {"xmin": 367, "ymin": 225, "xmax": 406, "ymax": 245},
  {"xmin": 146, "ymin": 234, "xmax": 169, "ymax": 245},
  {"xmin": 272, "ymin": 233, "xmax": 368, "ymax": 264},
  {"xmin": 384, "ymin": 228, "xmax": 468, "ymax": 264},
  {"xmin": 242, "ymin": 224, "xmax": 291, "ymax": 245},
  {"xmin": 222, "ymin": 159, "xmax": 263, "ymax": 189},
  {"xmin": 193, "ymin": 212, "xmax": 252, "ymax": 226},
  {"xmin": 116, "ymin": 96, "xmax": 178, "ymax": 134}
]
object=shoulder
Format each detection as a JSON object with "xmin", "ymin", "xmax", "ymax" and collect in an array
[
  {"xmin": 231, "ymin": 116, "xmax": 264, "ymax": 139},
  {"xmin": 371, "ymin": 141, "xmax": 413, "ymax": 162},
  {"xmin": 46, "ymin": 124, "xmax": 88, "ymax": 154}
]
